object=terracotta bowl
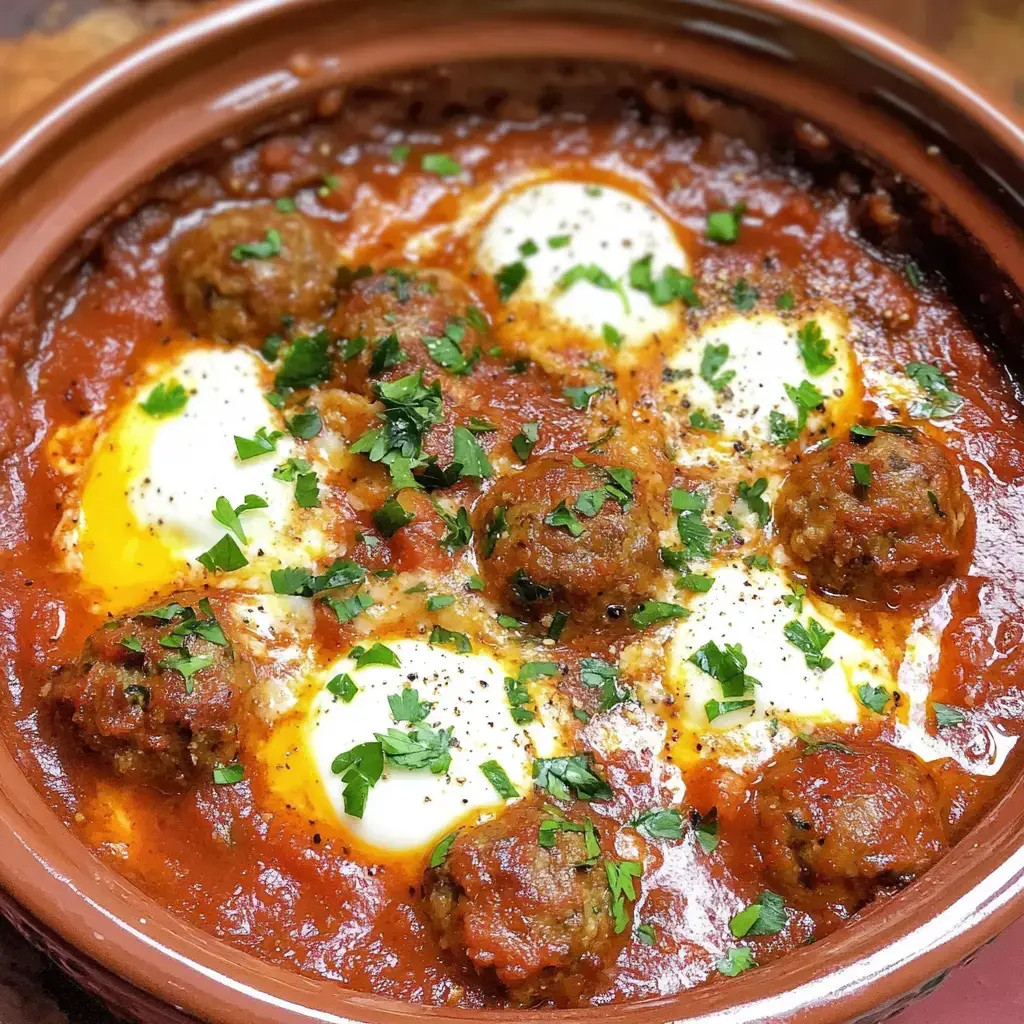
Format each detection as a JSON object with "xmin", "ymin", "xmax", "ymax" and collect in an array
[{"xmin": 1, "ymin": 2, "xmax": 1023, "ymax": 1022}]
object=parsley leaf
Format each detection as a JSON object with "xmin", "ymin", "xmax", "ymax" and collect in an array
[
  {"xmin": 580, "ymin": 657, "xmax": 630, "ymax": 711},
  {"xmin": 428, "ymin": 625, "xmax": 472, "ymax": 653},
  {"xmin": 331, "ymin": 741, "xmax": 384, "ymax": 818},
  {"xmin": 693, "ymin": 807, "xmax": 719, "ymax": 853},
  {"xmin": 421, "ymin": 152, "xmax": 461, "ymax": 176},
  {"xmin": 157, "ymin": 653, "xmax": 214, "ymax": 694},
  {"xmin": 197, "ymin": 535, "xmax": 248, "ymax": 573},
  {"xmin": 737, "ymin": 477, "xmax": 771, "ymax": 527},
  {"xmin": 235, "ymin": 426, "xmax": 282, "ymax": 460},
  {"xmin": 534, "ymin": 754, "xmax": 612, "ymax": 801},
  {"xmin": 139, "ymin": 379, "xmax": 188, "ymax": 418},
  {"xmin": 452, "ymin": 426, "xmax": 494, "ymax": 478},
  {"xmin": 423, "ymin": 320, "xmax": 480, "ymax": 375},
  {"xmin": 213, "ymin": 762, "xmax": 245, "ymax": 785},
  {"xmin": 796, "ymin": 320, "xmax": 836, "ymax": 375},
  {"xmin": 376, "ymin": 725, "xmax": 453, "ymax": 773},
  {"xmin": 784, "ymin": 619, "xmax": 835, "ymax": 670},
  {"xmin": 545, "ymin": 500, "xmax": 585, "ymax": 538},
  {"xmin": 482, "ymin": 506, "xmax": 508, "ymax": 558},
  {"xmin": 730, "ymin": 891, "xmax": 787, "ymax": 937},
  {"xmin": 717, "ymin": 947, "xmax": 756, "ymax": 977},
  {"xmin": 429, "ymin": 831, "xmax": 458, "ymax": 867},
  {"xmin": 495, "ymin": 261, "xmax": 527, "ymax": 301},
  {"xmin": 606, "ymin": 859, "xmax": 642, "ymax": 934},
  {"xmin": 857, "ymin": 683, "xmax": 891, "ymax": 714},
  {"xmin": 905, "ymin": 361, "xmax": 964, "ymax": 419},
  {"xmin": 934, "ymin": 702, "xmax": 967, "ymax": 728},
  {"xmin": 563, "ymin": 384, "xmax": 606, "ymax": 410},
  {"xmin": 631, "ymin": 600, "xmax": 688, "ymax": 628},
  {"xmin": 356, "ymin": 643, "xmax": 401, "ymax": 669},
  {"xmin": 511, "ymin": 422, "xmax": 539, "ymax": 463},
  {"xmin": 327, "ymin": 673, "xmax": 358, "ymax": 703},
  {"xmin": 211, "ymin": 493, "xmax": 268, "ymax": 544},
  {"xmin": 373, "ymin": 494, "xmax": 415, "ymax": 537},
  {"xmin": 275, "ymin": 331, "xmax": 331, "ymax": 389},
  {"xmin": 700, "ymin": 344, "xmax": 735, "ymax": 391},
  {"xmin": 388, "ymin": 687, "xmax": 432, "ymax": 724},
  {"xmin": 706, "ymin": 204, "xmax": 744, "ymax": 244},
  {"xmin": 480, "ymin": 760, "xmax": 519, "ymax": 799},
  {"xmin": 509, "ymin": 569, "xmax": 552, "ymax": 603},
  {"xmin": 294, "ymin": 470, "xmax": 320, "ymax": 508},
  {"xmin": 231, "ymin": 228, "xmax": 281, "ymax": 261},
  {"xmin": 628, "ymin": 254, "xmax": 700, "ymax": 307},
  {"xmin": 437, "ymin": 504, "xmax": 472, "ymax": 553},
  {"xmin": 632, "ymin": 807, "xmax": 683, "ymax": 841},
  {"xmin": 556, "ymin": 264, "xmax": 629, "ymax": 313}
]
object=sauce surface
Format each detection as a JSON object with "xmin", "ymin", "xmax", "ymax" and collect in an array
[{"xmin": 1, "ymin": 78, "xmax": 1022, "ymax": 1008}]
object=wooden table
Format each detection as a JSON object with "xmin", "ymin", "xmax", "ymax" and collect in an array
[{"xmin": 0, "ymin": 2, "xmax": 1021, "ymax": 1022}]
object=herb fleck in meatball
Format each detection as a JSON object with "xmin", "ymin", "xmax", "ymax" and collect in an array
[
  {"xmin": 474, "ymin": 456, "xmax": 665, "ymax": 620},
  {"xmin": 753, "ymin": 740, "xmax": 948, "ymax": 911},
  {"xmin": 775, "ymin": 428, "xmax": 969, "ymax": 601},
  {"xmin": 43, "ymin": 594, "xmax": 251, "ymax": 788},
  {"xmin": 423, "ymin": 803, "xmax": 616, "ymax": 1005},
  {"xmin": 170, "ymin": 206, "xmax": 340, "ymax": 343},
  {"xmin": 330, "ymin": 267, "xmax": 488, "ymax": 391}
]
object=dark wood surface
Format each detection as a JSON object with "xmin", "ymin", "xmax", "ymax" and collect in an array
[{"xmin": 0, "ymin": 2, "xmax": 1021, "ymax": 1022}]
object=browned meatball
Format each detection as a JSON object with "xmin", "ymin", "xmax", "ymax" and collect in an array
[
  {"xmin": 330, "ymin": 267, "xmax": 488, "ymax": 391},
  {"xmin": 423, "ymin": 804, "xmax": 616, "ymax": 1005},
  {"xmin": 474, "ymin": 456, "xmax": 665, "ymax": 619},
  {"xmin": 753, "ymin": 741, "xmax": 948, "ymax": 911},
  {"xmin": 775, "ymin": 428, "xmax": 969, "ymax": 602},
  {"xmin": 170, "ymin": 206, "xmax": 339, "ymax": 342},
  {"xmin": 43, "ymin": 593, "xmax": 251, "ymax": 788}
]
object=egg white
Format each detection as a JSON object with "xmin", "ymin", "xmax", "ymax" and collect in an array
[
  {"xmin": 663, "ymin": 310, "xmax": 861, "ymax": 467},
  {"xmin": 476, "ymin": 180, "xmax": 690, "ymax": 352},
  {"xmin": 56, "ymin": 344, "xmax": 334, "ymax": 612}
]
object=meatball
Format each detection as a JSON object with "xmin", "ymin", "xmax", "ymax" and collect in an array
[
  {"xmin": 423, "ymin": 804, "xmax": 616, "ymax": 1004},
  {"xmin": 43, "ymin": 593, "xmax": 252, "ymax": 788},
  {"xmin": 474, "ymin": 457, "xmax": 664, "ymax": 619},
  {"xmin": 753, "ymin": 741, "xmax": 948, "ymax": 910},
  {"xmin": 170, "ymin": 206, "xmax": 340, "ymax": 343},
  {"xmin": 775, "ymin": 428, "xmax": 969, "ymax": 601},
  {"xmin": 330, "ymin": 267, "xmax": 488, "ymax": 391}
]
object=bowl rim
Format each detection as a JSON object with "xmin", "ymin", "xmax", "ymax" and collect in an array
[{"xmin": 1, "ymin": 2, "xmax": 1023, "ymax": 1023}]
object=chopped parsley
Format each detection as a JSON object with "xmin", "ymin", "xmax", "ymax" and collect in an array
[
  {"xmin": 776, "ymin": 290, "xmax": 795, "ymax": 311},
  {"xmin": 602, "ymin": 323, "xmax": 624, "ymax": 349},
  {"xmin": 737, "ymin": 478, "xmax": 771, "ymax": 527},
  {"xmin": 327, "ymin": 673, "xmax": 358, "ymax": 703},
  {"xmin": 705, "ymin": 204, "xmax": 744, "ymax": 244},
  {"xmin": 452, "ymin": 426, "xmax": 494, "ymax": 478},
  {"xmin": 690, "ymin": 641, "xmax": 758, "ymax": 698},
  {"xmin": 157, "ymin": 653, "xmax": 214, "ymax": 694},
  {"xmin": 294, "ymin": 470, "xmax": 320, "ymax": 508},
  {"xmin": 545, "ymin": 500, "xmax": 585, "ymax": 538},
  {"xmin": 509, "ymin": 569, "xmax": 552, "ymax": 603},
  {"xmin": 905, "ymin": 361, "xmax": 964, "ymax": 419},
  {"xmin": 211, "ymin": 493, "xmax": 268, "ymax": 544},
  {"xmin": 429, "ymin": 830, "xmax": 458, "ymax": 867},
  {"xmin": 717, "ymin": 947, "xmax": 756, "ymax": 977},
  {"xmin": 139, "ymin": 379, "xmax": 188, "ymax": 418},
  {"xmin": 630, "ymin": 600, "xmax": 689, "ymax": 628},
  {"xmin": 423, "ymin": 319, "xmax": 480, "ymax": 375},
  {"xmin": 480, "ymin": 760, "xmax": 519, "ymax": 799},
  {"xmin": 693, "ymin": 807, "xmax": 719, "ymax": 854},
  {"xmin": 369, "ymin": 332, "xmax": 406, "ymax": 375},
  {"xmin": 547, "ymin": 609, "xmax": 569, "ymax": 640},
  {"xmin": 556, "ymin": 263, "xmax": 629, "ymax": 313},
  {"xmin": 376, "ymin": 725, "xmax": 453, "ymax": 774},
  {"xmin": 769, "ymin": 379, "xmax": 826, "ymax": 445},
  {"xmin": 857, "ymin": 683, "xmax": 892, "ymax": 714},
  {"xmin": 437, "ymin": 504, "xmax": 472, "ymax": 553},
  {"xmin": 699, "ymin": 343, "xmax": 735, "ymax": 392},
  {"xmin": 784, "ymin": 619, "xmax": 835, "ymax": 670},
  {"xmin": 212, "ymin": 762, "xmax": 245, "ymax": 785},
  {"xmin": 323, "ymin": 592, "xmax": 374, "ymax": 622},
  {"xmin": 796, "ymin": 320, "xmax": 836, "ymax": 375},
  {"xmin": 231, "ymin": 228, "xmax": 281, "ymax": 261},
  {"xmin": 852, "ymin": 461, "xmax": 872, "ymax": 489},
  {"xmin": 494, "ymin": 261, "xmax": 527, "ymax": 301},
  {"xmin": 234, "ymin": 426, "xmax": 282, "ymax": 460},
  {"xmin": 426, "ymin": 594, "xmax": 455, "ymax": 612},
  {"xmin": 729, "ymin": 891, "xmax": 788, "ymax": 937},
  {"xmin": 482, "ymin": 506, "xmax": 508, "ymax": 558},
  {"xmin": 533, "ymin": 754, "xmax": 612, "ymax": 801},
  {"xmin": 689, "ymin": 409, "xmax": 723, "ymax": 431},
  {"xmin": 275, "ymin": 331, "xmax": 331, "ymax": 389},
  {"xmin": 420, "ymin": 152, "xmax": 461, "ymax": 176},
  {"xmin": 580, "ymin": 657, "xmax": 630, "ymax": 712},
  {"xmin": 197, "ymin": 534, "xmax": 248, "ymax": 574},
  {"xmin": 606, "ymin": 860, "xmax": 642, "ymax": 933},
  {"xmin": 628, "ymin": 254, "xmax": 699, "ymax": 307},
  {"xmin": 632, "ymin": 807, "xmax": 683, "ymax": 841},
  {"xmin": 511, "ymin": 422, "xmax": 539, "ymax": 463},
  {"xmin": 428, "ymin": 625, "xmax": 472, "ymax": 653},
  {"xmin": 388, "ymin": 687, "xmax": 432, "ymax": 723},
  {"xmin": 934, "ymin": 702, "xmax": 967, "ymax": 728},
  {"xmin": 331, "ymin": 741, "xmax": 384, "ymax": 818},
  {"xmin": 563, "ymin": 384, "xmax": 606, "ymax": 410}
]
